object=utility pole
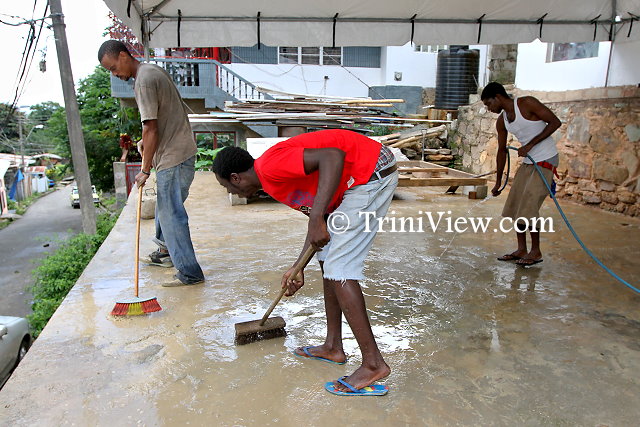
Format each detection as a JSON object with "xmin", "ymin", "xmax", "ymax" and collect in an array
[
  {"xmin": 18, "ymin": 118, "xmax": 25, "ymax": 200},
  {"xmin": 49, "ymin": 0, "xmax": 96, "ymax": 234},
  {"xmin": 18, "ymin": 118, "xmax": 24, "ymax": 171}
]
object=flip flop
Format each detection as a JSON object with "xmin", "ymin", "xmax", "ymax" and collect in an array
[
  {"xmin": 324, "ymin": 376, "xmax": 389, "ymax": 396},
  {"xmin": 293, "ymin": 346, "xmax": 347, "ymax": 365},
  {"xmin": 497, "ymin": 253, "xmax": 522, "ymax": 261},
  {"xmin": 516, "ymin": 258, "xmax": 543, "ymax": 266}
]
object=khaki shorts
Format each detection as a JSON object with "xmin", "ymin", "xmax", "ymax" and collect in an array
[
  {"xmin": 502, "ymin": 163, "xmax": 554, "ymax": 221},
  {"xmin": 317, "ymin": 170, "xmax": 398, "ymax": 281}
]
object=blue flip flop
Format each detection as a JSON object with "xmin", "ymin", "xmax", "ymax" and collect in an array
[
  {"xmin": 324, "ymin": 376, "xmax": 389, "ymax": 396},
  {"xmin": 293, "ymin": 346, "xmax": 347, "ymax": 365}
]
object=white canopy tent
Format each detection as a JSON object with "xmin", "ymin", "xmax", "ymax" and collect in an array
[{"xmin": 103, "ymin": 0, "xmax": 640, "ymax": 48}]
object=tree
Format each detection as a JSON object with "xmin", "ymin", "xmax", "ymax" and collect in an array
[
  {"xmin": 26, "ymin": 102, "xmax": 63, "ymax": 153},
  {"xmin": 29, "ymin": 101, "xmax": 63, "ymax": 125},
  {"xmin": 0, "ymin": 103, "xmax": 25, "ymax": 153},
  {"xmin": 49, "ymin": 66, "xmax": 141, "ymax": 191}
]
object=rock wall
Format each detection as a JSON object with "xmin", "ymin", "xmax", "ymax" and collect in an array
[
  {"xmin": 487, "ymin": 44, "xmax": 518, "ymax": 85},
  {"xmin": 450, "ymin": 85, "xmax": 640, "ymax": 216}
]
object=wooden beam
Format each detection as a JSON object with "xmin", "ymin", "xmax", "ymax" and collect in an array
[
  {"xmin": 397, "ymin": 177, "xmax": 488, "ymax": 187},
  {"xmin": 398, "ymin": 167, "xmax": 448, "ymax": 173}
]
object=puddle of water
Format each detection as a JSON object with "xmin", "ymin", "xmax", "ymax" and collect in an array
[{"xmin": 4, "ymin": 177, "xmax": 640, "ymax": 426}]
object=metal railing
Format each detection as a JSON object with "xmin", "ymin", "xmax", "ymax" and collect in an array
[{"xmin": 112, "ymin": 57, "xmax": 270, "ymax": 102}]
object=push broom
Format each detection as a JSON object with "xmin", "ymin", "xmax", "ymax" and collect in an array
[
  {"xmin": 111, "ymin": 184, "xmax": 162, "ymax": 316},
  {"xmin": 235, "ymin": 245, "xmax": 316, "ymax": 345}
]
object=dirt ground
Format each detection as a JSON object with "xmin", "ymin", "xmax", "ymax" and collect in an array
[{"xmin": 1, "ymin": 172, "xmax": 639, "ymax": 426}]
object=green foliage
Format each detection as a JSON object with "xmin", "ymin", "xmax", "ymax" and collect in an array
[
  {"xmin": 77, "ymin": 66, "xmax": 142, "ymax": 191},
  {"xmin": 44, "ymin": 66, "xmax": 142, "ymax": 192},
  {"xmin": 195, "ymin": 147, "xmax": 224, "ymax": 171},
  {"xmin": 28, "ymin": 212, "xmax": 119, "ymax": 337},
  {"xmin": 27, "ymin": 102, "xmax": 64, "ymax": 151},
  {"xmin": 45, "ymin": 164, "xmax": 69, "ymax": 181},
  {"xmin": 341, "ymin": 124, "xmax": 406, "ymax": 137},
  {"xmin": 0, "ymin": 103, "xmax": 25, "ymax": 151}
]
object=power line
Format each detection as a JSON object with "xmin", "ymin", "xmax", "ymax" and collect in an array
[{"xmin": 4, "ymin": 0, "xmax": 50, "ymax": 125}]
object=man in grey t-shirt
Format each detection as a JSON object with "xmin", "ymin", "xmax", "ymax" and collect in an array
[{"xmin": 99, "ymin": 40, "xmax": 204, "ymax": 286}]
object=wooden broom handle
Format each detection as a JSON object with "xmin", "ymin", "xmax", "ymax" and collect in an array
[
  {"xmin": 134, "ymin": 185, "xmax": 143, "ymax": 297},
  {"xmin": 259, "ymin": 245, "xmax": 316, "ymax": 325}
]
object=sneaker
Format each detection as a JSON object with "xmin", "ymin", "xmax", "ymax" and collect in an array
[
  {"xmin": 143, "ymin": 250, "xmax": 173, "ymax": 268},
  {"xmin": 162, "ymin": 275, "xmax": 204, "ymax": 287}
]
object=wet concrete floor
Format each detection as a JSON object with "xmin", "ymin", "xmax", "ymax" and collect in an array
[{"xmin": 1, "ymin": 172, "xmax": 639, "ymax": 426}]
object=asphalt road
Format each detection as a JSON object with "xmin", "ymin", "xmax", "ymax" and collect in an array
[{"xmin": 0, "ymin": 185, "xmax": 83, "ymax": 318}]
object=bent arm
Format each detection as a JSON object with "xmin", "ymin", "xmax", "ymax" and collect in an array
[
  {"xmin": 303, "ymin": 147, "xmax": 346, "ymax": 221},
  {"xmin": 283, "ymin": 147, "xmax": 346, "ymax": 294},
  {"xmin": 523, "ymin": 97, "xmax": 561, "ymax": 150}
]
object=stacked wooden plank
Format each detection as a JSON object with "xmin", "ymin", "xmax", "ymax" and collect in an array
[
  {"xmin": 210, "ymin": 90, "xmax": 452, "ymax": 129},
  {"xmin": 397, "ymin": 160, "xmax": 488, "ymax": 187},
  {"xmin": 379, "ymin": 125, "xmax": 447, "ymax": 149}
]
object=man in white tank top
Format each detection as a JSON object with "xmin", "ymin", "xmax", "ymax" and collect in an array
[{"xmin": 481, "ymin": 82, "xmax": 561, "ymax": 266}]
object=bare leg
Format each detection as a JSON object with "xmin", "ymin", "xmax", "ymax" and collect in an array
[
  {"xmin": 498, "ymin": 228, "xmax": 528, "ymax": 260},
  {"xmin": 331, "ymin": 279, "xmax": 390, "ymax": 391},
  {"xmin": 518, "ymin": 230, "xmax": 543, "ymax": 264},
  {"xmin": 294, "ymin": 261, "xmax": 346, "ymax": 363},
  {"xmin": 516, "ymin": 229, "xmax": 528, "ymax": 254}
]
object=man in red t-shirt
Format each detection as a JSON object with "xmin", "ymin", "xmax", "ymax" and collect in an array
[{"xmin": 212, "ymin": 129, "xmax": 398, "ymax": 396}]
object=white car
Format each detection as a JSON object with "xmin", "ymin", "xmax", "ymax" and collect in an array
[
  {"xmin": 0, "ymin": 316, "xmax": 31, "ymax": 388},
  {"xmin": 70, "ymin": 185, "xmax": 100, "ymax": 208}
]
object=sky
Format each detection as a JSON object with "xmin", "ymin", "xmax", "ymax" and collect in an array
[{"xmin": 0, "ymin": 0, "xmax": 112, "ymax": 109}]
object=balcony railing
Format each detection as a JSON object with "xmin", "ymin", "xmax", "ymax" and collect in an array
[{"xmin": 110, "ymin": 57, "xmax": 271, "ymax": 108}]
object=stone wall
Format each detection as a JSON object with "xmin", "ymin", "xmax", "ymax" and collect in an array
[
  {"xmin": 450, "ymin": 85, "xmax": 640, "ymax": 216},
  {"xmin": 487, "ymin": 44, "xmax": 518, "ymax": 85}
]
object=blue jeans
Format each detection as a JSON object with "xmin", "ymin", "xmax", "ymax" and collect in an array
[{"xmin": 154, "ymin": 156, "xmax": 204, "ymax": 284}]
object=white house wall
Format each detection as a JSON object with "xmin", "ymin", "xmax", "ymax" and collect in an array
[
  {"xmin": 608, "ymin": 40, "xmax": 640, "ymax": 87},
  {"xmin": 227, "ymin": 43, "xmax": 489, "ymax": 99},
  {"xmin": 515, "ymin": 39, "xmax": 615, "ymax": 90},
  {"xmin": 382, "ymin": 43, "xmax": 489, "ymax": 88},
  {"xmin": 227, "ymin": 62, "xmax": 382, "ymax": 98}
]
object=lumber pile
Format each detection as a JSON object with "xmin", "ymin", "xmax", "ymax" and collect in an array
[{"xmin": 380, "ymin": 125, "xmax": 447, "ymax": 149}]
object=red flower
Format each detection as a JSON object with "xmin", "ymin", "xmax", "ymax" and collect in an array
[{"xmin": 119, "ymin": 133, "xmax": 135, "ymax": 150}]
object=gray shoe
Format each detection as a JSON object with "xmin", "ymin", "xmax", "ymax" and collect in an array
[
  {"xmin": 143, "ymin": 250, "xmax": 173, "ymax": 268},
  {"xmin": 162, "ymin": 275, "xmax": 204, "ymax": 287}
]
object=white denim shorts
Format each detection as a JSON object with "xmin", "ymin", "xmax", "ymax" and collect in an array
[{"xmin": 317, "ymin": 170, "xmax": 398, "ymax": 281}]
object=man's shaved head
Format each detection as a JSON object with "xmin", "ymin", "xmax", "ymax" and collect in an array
[{"xmin": 98, "ymin": 40, "xmax": 131, "ymax": 62}]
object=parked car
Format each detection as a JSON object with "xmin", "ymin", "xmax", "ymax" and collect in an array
[
  {"xmin": 70, "ymin": 185, "xmax": 100, "ymax": 208},
  {"xmin": 0, "ymin": 316, "xmax": 30, "ymax": 388}
]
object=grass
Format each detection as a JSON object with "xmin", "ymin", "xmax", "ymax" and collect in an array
[{"xmin": 28, "ymin": 205, "xmax": 120, "ymax": 337}]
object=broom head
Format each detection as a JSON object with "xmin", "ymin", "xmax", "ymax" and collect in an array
[
  {"xmin": 234, "ymin": 316, "xmax": 286, "ymax": 345},
  {"xmin": 111, "ymin": 296, "xmax": 162, "ymax": 316}
]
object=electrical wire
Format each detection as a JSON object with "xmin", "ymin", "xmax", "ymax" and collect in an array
[{"xmin": 3, "ymin": 0, "xmax": 49, "ymax": 126}]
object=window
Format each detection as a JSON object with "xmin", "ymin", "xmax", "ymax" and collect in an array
[
  {"xmin": 414, "ymin": 45, "xmax": 448, "ymax": 53},
  {"xmin": 279, "ymin": 47, "xmax": 298, "ymax": 64},
  {"xmin": 301, "ymin": 47, "xmax": 320, "ymax": 64},
  {"xmin": 194, "ymin": 132, "xmax": 235, "ymax": 149},
  {"xmin": 547, "ymin": 42, "xmax": 599, "ymax": 62},
  {"xmin": 323, "ymin": 47, "xmax": 342, "ymax": 65},
  {"xmin": 278, "ymin": 47, "xmax": 342, "ymax": 65}
]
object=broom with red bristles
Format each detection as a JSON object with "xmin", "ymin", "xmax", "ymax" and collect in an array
[{"xmin": 111, "ymin": 184, "xmax": 162, "ymax": 316}]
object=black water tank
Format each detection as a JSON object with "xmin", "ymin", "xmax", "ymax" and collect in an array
[{"xmin": 435, "ymin": 45, "xmax": 480, "ymax": 110}]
